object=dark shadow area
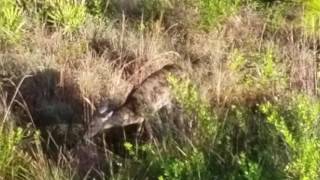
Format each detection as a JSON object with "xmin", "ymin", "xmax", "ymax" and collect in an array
[
  {"xmin": 2, "ymin": 68, "xmax": 153, "ymax": 179},
  {"xmin": 4, "ymin": 69, "xmax": 84, "ymax": 150}
]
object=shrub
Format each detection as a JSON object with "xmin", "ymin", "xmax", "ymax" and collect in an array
[
  {"xmin": 260, "ymin": 95, "xmax": 320, "ymax": 179},
  {"xmin": 121, "ymin": 140, "xmax": 208, "ymax": 180},
  {"xmin": 0, "ymin": 114, "xmax": 73, "ymax": 179},
  {"xmin": 47, "ymin": 0, "xmax": 87, "ymax": 32},
  {"xmin": 0, "ymin": 0, "xmax": 24, "ymax": 44},
  {"xmin": 0, "ymin": 124, "xmax": 33, "ymax": 179},
  {"xmin": 238, "ymin": 153, "xmax": 263, "ymax": 180},
  {"xmin": 159, "ymin": 149, "xmax": 205, "ymax": 180},
  {"xmin": 265, "ymin": 2, "xmax": 290, "ymax": 31},
  {"xmin": 85, "ymin": 0, "xmax": 106, "ymax": 17},
  {"xmin": 199, "ymin": 0, "xmax": 241, "ymax": 28},
  {"xmin": 229, "ymin": 46, "xmax": 287, "ymax": 91},
  {"xmin": 302, "ymin": 0, "xmax": 320, "ymax": 35},
  {"xmin": 167, "ymin": 75, "xmax": 217, "ymax": 143},
  {"xmin": 18, "ymin": 0, "xmax": 87, "ymax": 32}
]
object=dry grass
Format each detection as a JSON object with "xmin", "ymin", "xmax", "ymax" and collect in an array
[
  {"xmin": 182, "ymin": 5, "xmax": 320, "ymax": 109},
  {"xmin": 175, "ymin": 7, "xmax": 267, "ymax": 107},
  {"xmin": 1, "ymin": 1, "xmax": 320, "ymax": 179}
]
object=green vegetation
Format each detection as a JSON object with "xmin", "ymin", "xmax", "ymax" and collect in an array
[
  {"xmin": 303, "ymin": 0, "xmax": 320, "ymax": 34},
  {"xmin": 1, "ymin": 0, "xmax": 320, "ymax": 179},
  {"xmin": 0, "ymin": 125, "xmax": 30, "ymax": 179},
  {"xmin": 47, "ymin": 0, "xmax": 87, "ymax": 32},
  {"xmin": 200, "ymin": 0, "xmax": 241, "ymax": 28},
  {"xmin": 260, "ymin": 95, "xmax": 320, "ymax": 179},
  {"xmin": 0, "ymin": 0, "xmax": 24, "ymax": 44},
  {"xmin": 0, "ymin": 120, "xmax": 72, "ymax": 179}
]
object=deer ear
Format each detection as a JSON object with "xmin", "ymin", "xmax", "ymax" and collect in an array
[
  {"xmin": 101, "ymin": 111, "xmax": 114, "ymax": 123},
  {"xmin": 107, "ymin": 111, "xmax": 114, "ymax": 118},
  {"xmin": 98, "ymin": 105, "xmax": 109, "ymax": 114}
]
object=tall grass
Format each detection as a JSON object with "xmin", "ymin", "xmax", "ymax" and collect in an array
[{"xmin": 1, "ymin": 0, "xmax": 320, "ymax": 179}]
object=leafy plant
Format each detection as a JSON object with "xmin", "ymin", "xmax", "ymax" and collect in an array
[
  {"xmin": 47, "ymin": 0, "xmax": 87, "ymax": 32},
  {"xmin": 159, "ymin": 150, "xmax": 205, "ymax": 180},
  {"xmin": 0, "ymin": 0, "xmax": 24, "ymax": 44},
  {"xmin": 0, "ymin": 123, "xmax": 33, "ymax": 179},
  {"xmin": 265, "ymin": 2, "xmax": 289, "ymax": 31},
  {"xmin": 238, "ymin": 153, "xmax": 263, "ymax": 180},
  {"xmin": 260, "ymin": 95, "xmax": 320, "ymax": 179},
  {"xmin": 122, "ymin": 140, "xmax": 207, "ymax": 180},
  {"xmin": 302, "ymin": 0, "xmax": 320, "ymax": 35},
  {"xmin": 199, "ymin": 0, "xmax": 241, "ymax": 28},
  {"xmin": 229, "ymin": 47, "xmax": 287, "ymax": 91},
  {"xmin": 86, "ymin": 0, "xmax": 102, "ymax": 16},
  {"xmin": 168, "ymin": 75, "xmax": 217, "ymax": 142}
]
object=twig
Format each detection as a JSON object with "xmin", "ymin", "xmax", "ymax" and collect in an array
[
  {"xmin": 2, "ymin": 75, "xmax": 32, "ymax": 124},
  {"xmin": 4, "ymin": 77, "xmax": 36, "ymax": 127}
]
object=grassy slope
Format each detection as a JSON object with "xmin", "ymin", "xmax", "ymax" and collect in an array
[{"xmin": 0, "ymin": 0, "xmax": 320, "ymax": 179}]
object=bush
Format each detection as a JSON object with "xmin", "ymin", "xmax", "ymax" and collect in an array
[
  {"xmin": 47, "ymin": 0, "xmax": 87, "ymax": 32},
  {"xmin": 85, "ymin": 0, "xmax": 106, "ymax": 17},
  {"xmin": 228, "ymin": 46, "xmax": 287, "ymax": 92},
  {"xmin": 260, "ymin": 95, "xmax": 320, "ymax": 179},
  {"xmin": 238, "ymin": 153, "xmax": 263, "ymax": 180},
  {"xmin": 168, "ymin": 75, "xmax": 217, "ymax": 143},
  {"xmin": 0, "ymin": 123, "xmax": 32, "ymax": 179},
  {"xmin": 0, "ymin": 0, "xmax": 24, "ymax": 44},
  {"xmin": 199, "ymin": 0, "xmax": 241, "ymax": 28},
  {"xmin": 302, "ymin": 0, "xmax": 320, "ymax": 35},
  {"xmin": 0, "ymin": 115, "xmax": 73, "ymax": 179},
  {"xmin": 118, "ymin": 140, "xmax": 208, "ymax": 180},
  {"xmin": 19, "ymin": 0, "xmax": 87, "ymax": 33}
]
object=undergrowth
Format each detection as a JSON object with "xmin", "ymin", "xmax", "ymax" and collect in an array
[
  {"xmin": 200, "ymin": 0, "xmax": 241, "ymax": 28},
  {"xmin": 0, "ymin": 0, "xmax": 320, "ymax": 179}
]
